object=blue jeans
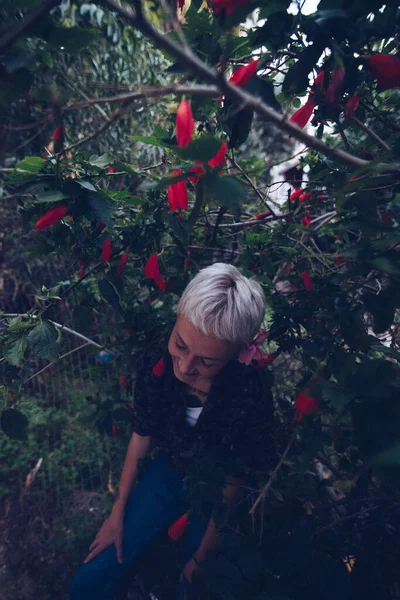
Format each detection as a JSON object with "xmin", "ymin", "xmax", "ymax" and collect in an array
[{"xmin": 69, "ymin": 455, "xmax": 209, "ymax": 600}]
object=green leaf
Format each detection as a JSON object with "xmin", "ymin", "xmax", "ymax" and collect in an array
[
  {"xmin": 224, "ymin": 105, "xmax": 254, "ymax": 149},
  {"xmin": 370, "ymin": 344, "xmax": 400, "ymax": 362},
  {"xmin": 169, "ymin": 213, "xmax": 190, "ymax": 245},
  {"xmin": 3, "ymin": 337, "xmax": 27, "ymax": 366},
  {"xmin": 129, "ymin": 134, "xmax": 173, "ymax": 149},
  {"xmin": 98, "ymin": 279, "xmax": 123, "ymax": 315},
  {"xmin": 76, "ymin": 180, "xmax": 97, "ymax": 192},
  {"xmin": 9, "ymin": 156, "xmax": 46, "ymax": 183},
  {"xmin": 27, "ymin": 321, "xmax": 59, "ymax": 361},
  {"xmin": 83, "ymin": 191, "xmax": 113, "ymax": 225},
  {"xmin": 48, "ymin": 26, "xmax": 97, "ymax": 53},
  {"xmin": 282, "ymin": 44, "xmax": 324, "ymax": 95},
  {"xmin": 371, "ymin": 257, "xmax": 400, "ymax": 275},
  {"xmin": 1, "ymin": 409, "xmax": 28, "ymax": 441},
  {"xmin": 246, "ymin": 77, "xmax": 281, "ymax": 112},
  {"xmin": 175, "ymin": 137, "xmax": 222, "ymax": 162},
  {"xmin": 206, "ymin": 175, "xmax": 247, "ymax": 209},
  {"xmin": 371, "ymin": 442, "xmax": 400, "ymax": 466},
  {"xmin": 88, "ymin": 153, "xmax": 114, "ymax": 169},
  {"xmin": 36, "ymin": 190, "xmax": 70, "ymax": 203}
]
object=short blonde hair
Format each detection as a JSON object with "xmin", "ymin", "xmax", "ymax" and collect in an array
[{"xmin": 178, "ymin": 263, "xmax": 265, "ymax": 347}]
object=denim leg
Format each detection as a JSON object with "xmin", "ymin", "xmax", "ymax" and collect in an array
[
  {"xmin": 176, "ymin": 512, "xmax": 210, "ymax": 600},
  {"xmin": 70, "ymin": 455, "xmax": 188, "ymax": 600}
]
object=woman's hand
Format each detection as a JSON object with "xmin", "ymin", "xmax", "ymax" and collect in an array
[
  {"xmin": 84, "ymin": 506, "xmax": 125, "ymax": 564},
  {"xmin": 181, "ymin": 558, "xmax": 204, "ymax": 599}
]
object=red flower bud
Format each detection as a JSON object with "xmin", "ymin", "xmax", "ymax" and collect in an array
[
  {"xmin": 146, "ymin": 296, "xmax": 152, "ymax": 305},
  {"xmin": 53, "ymin": 126, "xmax": 64, "ymax": 141},
  {"xmin": 344, "ymin": 93, "xmax": 359, "ymax": 120},
  {"xmin": 36, "ymin": 205, "xmax": 68, "ymax": 231},
  {"xmin": 255, "ymin": 211, "xmax": 271, "ymax": 220},
  {"xmin": 301, "ymin": 271, "xmax": 313, "ymax": 290},
  {"xmin": 144, "ymin": 254, "xmax": 168, "ymax": 291},
  {"xmin": 96, "ymin": 222, "xmax": 106, "ymax": 232},
  {"xmin": 111, "ymin": 425, "xmax": 118, "ymax": 437},
  {"xmin": 168, "ymin": 170, "xmax": 188, "ymax": 211},
  {"xmin": 178, "ymin": 0, "xmax": 185, "ymax": 8},
  {"xmin": 152, "ymin": 357, "xmax": 166, "ymax": 377},
  {"xmin": 301, "ymin": 216, "xmax": 311, "ymax": 227},
  {"xmin": 208, "ymin": 141, "xmax": 227, "ymax": 167},
  {"xmin": 78, "ymin": 267, "xmax": 86, "ymax": 279},
  {"xmin": 176, "ymin": 99, "xmax": 194, "ymax": 148},
  {"xmin": 101, "ymin": 238, "xmax": 112, "ymax": 262},
  {"xmin": 107, "ymin": 167, "xmax": 115, "ymax": 173},
  {"xmin": 257, "ymin": 354, "xmax": 276, "ymax": 368},
  {"xmin": 116, "ymin": 253, "xmax": 129, "ymax": 277},
  {"xmin": 229, "ymin": 60, "xmax": 259, "ymax": 88},
  {"xmin": 294, "ymin": 388, "xmax": 320, "ymax": 423},
  {"xmin": 289, "ymin": 101, "xmax": 315, "ymax": 129},
  {"xmin": 317, "ymin": 194, "xmax": 327, "ymax": 200},
  {"xmin": 368, "ymin": 54, "xmax": 400, "ymax": 90},
  {"xmin": 184, "ymin": 257, "xmax": 190, "ymax": 271},
  {"xmin": 119, "ymin": 375, "xmax": 127, "ymax": 391},
  {"xmin": 299, "ymin": 191, "xmax": 311, "ymax": 202},
  {"xmin": 290, "ymin": 188, "xmax": 303, "ymax": 202},
  {"xmin": 326, "ymin": 67, "xmax": 345, "ymax": 106},
  {"xmin": 212, "ymin": 0, "xmax": 252, "ymax": 15},
  {"xmin": 168, "ymin": 513, "xmax": 188, "ymax": 541},
  {"xmin": 188, "ymin": 161, "xmax": 206, "ymax": 185}
]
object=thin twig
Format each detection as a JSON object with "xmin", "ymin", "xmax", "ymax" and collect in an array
[
  {"xmin": 22, "ymin": 342, "xmax": 91, "ymax": 385},
  {"xmin": 250, "ymin": 432, "xmax": 296, "ymax": 515},
  {"xmin": 228, "ymin": 157, "xmax": 278, "ymax": 216},
  {"xmin": 351, "ymin": 116, "xmax": 391, "ymax": 152}
]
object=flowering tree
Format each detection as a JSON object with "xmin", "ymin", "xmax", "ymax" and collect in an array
[{"xmin": 1, "ymin": 0, "xmax": 400, "ymax": 597}]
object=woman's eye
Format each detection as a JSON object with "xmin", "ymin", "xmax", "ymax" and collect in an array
[
  {"xmin": 176, "ymin": 341, "xmax": 186, "ymax": 351},
  {"xmin": 201, "ymin": 360, "xmax": 214, "ymax": 368}
]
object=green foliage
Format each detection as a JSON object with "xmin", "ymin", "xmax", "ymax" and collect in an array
[{"xmin": 1, "ymin": 0, "xmax": 400, "ymax": 597}]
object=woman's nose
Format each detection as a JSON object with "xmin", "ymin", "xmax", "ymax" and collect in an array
[{"xmin": 180, "ymin": 356, "xmax": 196, "ymax": 375}]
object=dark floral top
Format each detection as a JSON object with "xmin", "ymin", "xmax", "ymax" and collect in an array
[{"xmin": 132, "ymin": 343, "xmax": 276, "ymax": 484}]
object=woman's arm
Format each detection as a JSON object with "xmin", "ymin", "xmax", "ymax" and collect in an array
[{"xmin": 112, "ymin": 432, "xmax": 151, "ymax": 515}]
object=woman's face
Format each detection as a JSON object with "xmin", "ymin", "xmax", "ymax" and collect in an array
[{"xmin": 168, "ymin": 315, "xmax": 239, "ymax": 385}]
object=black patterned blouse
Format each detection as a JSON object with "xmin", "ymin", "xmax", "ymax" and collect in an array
[{"xmin": 132, "ymin": 343, "xmax": 276, "ymax": 482}]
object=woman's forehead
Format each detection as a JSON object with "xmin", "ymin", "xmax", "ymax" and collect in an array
[{"xmin": 174, "ymin": 315, "xmax": 236, "ymax": 359}]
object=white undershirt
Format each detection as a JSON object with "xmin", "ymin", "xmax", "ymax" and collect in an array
[{"xmin": 186, "ymin": 406, "xmax": 203, "ymax": 427}]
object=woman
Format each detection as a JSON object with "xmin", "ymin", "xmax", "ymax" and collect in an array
[{"xmin": 70, "ymin": 262, "xmax": 275, "ymax": 600}]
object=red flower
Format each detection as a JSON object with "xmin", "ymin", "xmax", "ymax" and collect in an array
[
  {"xmin": 168, "ymin": 170, "xmax": 188, "ymax": 211},
  {"xmin": 111, "ymin": 425, "xmax": 119, "ymax": 437},
  {"xmin": 146, "ymin": 296, "xmax": 152, "ymax": 305},
  {"xmin": 299, "ymin": 191, "xmax": 311, "ymax": 202},
  {"xmin": 208, "ymin": 141, "xmax": 228, "ymax": 167},
  {"xmin": 119, "ymin": 375, "xmax": 127, "ymax": 391},
  {"xmin": 189, "ymin": 142, "xmax": 227, "ymax": 184},
  {"xmin": 96, "ymin": 222, "xmax": 106, "ymax": 232},
  {"xmin": 344, "ymin": 93, "xmax": 359, "ymax": 120},
  {"xmin": 212, "ymin": 0, "xmax": 252, "ymax": 15},
  {"xmin": 301, "ymin": 215, "xmax": 311, "ymax": 227},
  {"xmin": 101, "ymin": 238, "xmax": 112, "ymax": 262},
  {"xmin": 301, "ymin": 271, "xmax": 313, "ymax": 290},
  {"xmin": 294, "ymin": 388, "xmax": 320, "ymax": 423},
  {"xmin": 290, "ymin": 188, "xmax": 303, "ymax": 202},
  {"xmin": 36, "ymin": 205, "xmax": 68, "ymax": 231},
  {"xmin": 77, "ymin": 266, "xmax": 86, "ymax": 279},
  {"xmin": 107, "ymin": 167, "xmax": 115, "ymax": 173},
  {"xmin": 176, "ymin": 99, "xmax": 194, "ymax": 148},
  {"xmin": 53, "ymin": 126, "xmax": 64, "ymax": 141},
  {"xmin": 178, "ymin": 0, "xmax": 185, "ymax": 8},
  {"xmin": 229, "ymin": 60, "xmax": 259, "ymax": 88},
  {"xmin": 290, "ymin": 101, "xmax": 315, "ymax": 129},
  {"xmin": 317, "ymin": 194, "xmax": 327, "ymax": 200},
  {"xmin": 144, "ymin": 254, "xmax": 168, "ymax": 291},
  {"xmin": 152, "ymin": 357, "xmax": 166, "ymax": 377},
  {"xmin": 255, "ymin": 211, "xmax": 271, "ymax": 220},
  {"xmin": 168, "ymin": 513, "xmax": 188, "ymax": 541},
  {"xmin": 116, "ymin": 253, "xmax": 129, "ymax": 277},
  {"xmin": 326, "ymin": 67, "xmax": 345, "ymax": 106},
  {"xmin": 188, "ymin": 160, "xmax": 206, "ymax": 184},
  {"xmin": 314, "ymin": 70, "xmax": 324, "ymax": 90},
  {"xmin": 368, "ymin": 54, "xmax": 400, "ymax": 89},
  {"xmin": 257, "ymin": 354, "xmax": 276, "ymax": 368}
]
